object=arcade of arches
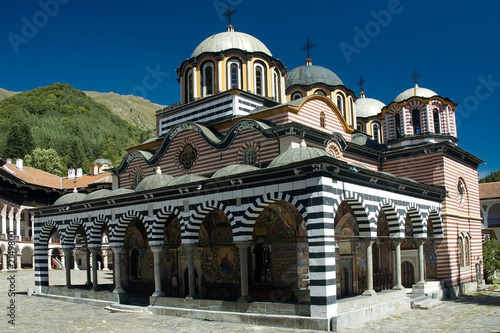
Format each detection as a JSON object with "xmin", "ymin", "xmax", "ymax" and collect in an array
[{"xmin": 37, "ymin": 200, "xmax": 439, "ymax": 303}]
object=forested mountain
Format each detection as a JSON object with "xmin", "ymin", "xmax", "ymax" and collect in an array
[
  {"xmin": 480, "ymin": 170, "xmax": 500, "ymax": 183},
  {"xmin": 0, "ymin": 83, "xmax": 151, "ymax": 174}
]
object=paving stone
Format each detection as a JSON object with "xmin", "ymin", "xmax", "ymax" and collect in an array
[{"xmin": 1, "ymin": 270, "xmax": 500, "ymax": 332}]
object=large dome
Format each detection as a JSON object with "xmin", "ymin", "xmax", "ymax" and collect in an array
[
  {"xmin": 191, "ymin": 27, "xmax": 272, "ymax": 58},
  {"xmin": 285, "ymin": 63, "xmax": 343, "ymax": 89},
  {"xmin": 394, "ymin": 84, "xmax": 437, "ymax": 102},
  {"xmin": 356, "ymin": 95, "xmax": 385, "ymax": 118}
]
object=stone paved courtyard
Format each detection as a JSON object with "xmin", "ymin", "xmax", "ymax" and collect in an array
[{"xmin": 1, "ymin": 269, "xmax": 500, "ymax": 332}]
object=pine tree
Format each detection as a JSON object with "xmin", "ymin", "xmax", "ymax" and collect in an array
[{"xmin": 3, "ymin": 121, "xmax": 35, "ymax": 159}]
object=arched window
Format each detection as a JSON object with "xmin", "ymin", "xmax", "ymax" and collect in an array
[
  {"xmin": 357, "ymin": 122, "xmax": 363, "ymax": 132},
  {"xmin": 201, "ymin": 62, "xmax": 214, "ymax": 97},
  {"xmin": 227, "ymin": 59, "xmax": 241, "ymax": 89},
  {"xmin": 457, "ymin": 179, "xmax": 466, "ymax": 205},
  {"xmin": 337, "ymin": 93, "xmax": 345, "ymax": 118},
  {"xmin": 433, "ymin": 108, "xmax": 441, "ymax": 134},
  {"xmin": 315, "ymin": 89, "xmax": 326, "ymax": 96},
  {"xmin": 395, "ymin": 113, "xmax": 401, "ymax": 138},
  {"xmin": 243, "ymin": 146, "xmax": 258, "ymax": 166},
  {"xmin": 412, "ymin": 108, "xmax": 421, "ymax": 134},
  {"xmin": 464, "ymin": 235, "xmax": 471, "ymax": 266},
  {"xmin": 459, "ymin": 236, "xmax": 464, "ymax": 267},
  {"xmin": 372, "ymin": 121, "xmax": 381, "ymax": 143},
  {"xmin": 273, "ymin": 72, "xmax": 280, "ymax": 102},
  {"xmin": 186, "ymin": 69, "xmax": 194, "ymax": 103},
  {"xmin": 291, "ymin": 91, "xmax": 302, "ymax": 100},
  {"xmin": 254, "ymin": 63, "xmax": 266, "ymax": 96},
  {"xmin": 320, "ymin": 111, "xmax": 326, "ymax": 128}
]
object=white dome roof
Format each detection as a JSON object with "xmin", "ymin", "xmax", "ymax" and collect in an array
[
  {"xmin": 191, "ymin": 27, "xmax": 272, "ymax": 58},
  {"xmin": 394, "ymin": 84, "xmax": 437, "ymax": 102},
  {"xmin": 356, "ymin": 95, "xmax": 385, "ymax": 118}
]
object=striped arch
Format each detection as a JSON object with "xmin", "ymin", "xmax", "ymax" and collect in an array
[
  {"xmin": 184, "ymin": 200, "xmax": 234, "ymax": 242},
  {"xmin": 88, "ymin": 214, "xmax": 111, "ymax": 247},
  {"xmin": 243, "ymin": 192, "xmax": 307, "ymax": 228},
  {"xmin": 63, "ymin": 218, "xmax": 88, "ymax": 249},
  {"xmin": 38, "ymin": 220, "xmax": 61, "ymax": 245},
  {"xmin": 110, "ymin": 210, "xmax": 148, "ymax": 247},
  {"xmin": 375, "ymin": 199, "xmax": 403, "ymax": 237},
  {"xmin": 405, "ymin": 206, "xmax": 425, "ymax": 237},
  {"xmin": 150, "ymin": 205, "xmax": 183, "ymax": 246},
  {"xmin": 334, "ymin": 192, "xmax": 372, "ymax": 237},
  {"xmin": 427, "ymin": 209, "xmax": 443, "ymax": 238}
]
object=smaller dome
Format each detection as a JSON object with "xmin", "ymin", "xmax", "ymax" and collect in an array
[
  {"xmin": 54, "ymin": 192, "xmax": 86, "ymax": 206},
  {"xmin": 104, "ymin": 188, "xmax": 135, "ymax": 197},
  {"xmin": 394, "ymin": 84, "xmax": 437, "ymax": 102},
  {"xmin": 212, "ymin": 164, "xmax": 260, "ymax": 178},
  {"xmin": 135, "ymin": 167, "xmax": 173, "ymax": 192},
  {"xmin": 269, "ymin": 143, "xmax": 332, "ymax": 168},
  {"xmin": 93, "ymin": 158, "xmax": 113, "ymax": 165},
  {"xmin": 84, "ymin": 189, "xmax": 111, "ymax": 201},
  {"xmin": 285, "ymin": 60, "xmax": 343, "ymax": 89},
  {"xmin": 355, "ymin": 94, "xmax": 385, "ymax": 118},
  {"xmin": 167, "ymin": 174, "xmax": 208, "ymax": 187}
]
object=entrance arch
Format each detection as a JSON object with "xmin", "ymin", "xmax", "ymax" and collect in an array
[{"xmin": 249, "ymin": 200, "xmax": 308, "ymax": 302}]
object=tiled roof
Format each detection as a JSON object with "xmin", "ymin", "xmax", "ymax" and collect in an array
[
  {"xmin": 479, "ymin": 182, "xmax": 500, "ymax": 199},
  {"xmin": 0, "ymin": 161, "xmax": 111, "ymax": 191}
]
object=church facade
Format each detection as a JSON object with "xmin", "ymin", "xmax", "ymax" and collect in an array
[{"xmin": 32, "ymin": 23, "xmax": 483, "ymax": 331}]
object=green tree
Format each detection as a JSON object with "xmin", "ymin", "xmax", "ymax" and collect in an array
[
  {"xmin": 483, "ymin": 238, "xmax": 500, "ymax": 283},
  {"xmin": 24, "ymin": 147, "xmax": 65, "ymax": 176},
  {"xmin": 480, "ymin": 170, "xmax": 500, "ymax": 183},
  {"xmin": 3, "ymin": 121, "xmax": 35, "ymax": 159}
]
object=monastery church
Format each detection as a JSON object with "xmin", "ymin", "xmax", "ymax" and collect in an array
[{"xmin": 32, "ymin": 15, "xmax": 483, "ymax": 331}]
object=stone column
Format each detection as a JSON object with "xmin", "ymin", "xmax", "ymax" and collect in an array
[
  {"xmin": 31, "ymin": 254, "xmax": 35, "ymax": 269},
  {"xmin": 111, "ymin": 247, "xmax": 125, "ymax": 294},
  {"xmin": 416, "ymin": 239, "xmax": 425, "ymax": 283},
  {"xmin": 2, "ymin": 253, "xmax": 7, "ymax": 271},
  {"xmin": 16, "ymin": 253, "xmax": 21, "ymax": 270},
  {"xmin": 363, "ymin": 239, "xmax": 376, "ymax": 296},
  {"xmin": 15, "ymin": 217, "xmax": 21, "ymax": 241},
  {"xmin": 85, "ymin": 250, "xmax": 92, "ymax": 287},
  {"xmin": 60, "ymin": 252, "xmax": 65, "ymax": 268},
  {"xmin": 151, "ymin": 246, "xmax": 165, "ymax": 297},
  {"xmin": 63, "ymin": 249, "xmax": 72, "ymax": 288},
  {"xmin": 73, "ymin": 249, "xmax": 79, "ymax": 270},
  {"xmin": 90, "ymin": 248, "xmax": 100, "ymax": 291},
  {"xmin": 185, "ymin": 244, "xmax": 198, "ymax": 299},
  {"xmin": 48, "ymin": 250, "xmax": 52, "ymax": 270},
  {"xmin": 236, "ymin": 242, "xmax": 253, "ymax": 302},
  {"xmin": 8, "ymin": 214, "xmax": 14, "ymax": 235},
  {"xmin": 102, "ymin": 250, "xmax": 109, "ymax": 270},
  {"xmin": 1, "ymin": 214, "xmax": 6, "ymax": 237},
  {"xmin": 392, "ymin": 239, "xmax": 404, "ymax": 290}
]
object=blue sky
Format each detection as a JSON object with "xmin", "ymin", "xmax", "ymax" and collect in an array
[{"xmin": 1, "ymin": 0, "xmax": 499, "ymax": 177}]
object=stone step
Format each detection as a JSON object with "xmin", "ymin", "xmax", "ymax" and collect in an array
[
  {"xmin": 104, "ymin": 303, "xmax": 151, "ymax": 314},
  {"xmin": 411, "ymin": 298, "xmax": 442, "ymax": 310}
]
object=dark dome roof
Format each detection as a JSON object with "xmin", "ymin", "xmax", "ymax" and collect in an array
[
  {"xmin": 135, "ymin": 168, "xmax": 173, "ymax": 192},
  {"xmin": 54, "ymin": 191, "xmax": 86, "ymax": 206},
  {"xmin": 268, "ymin": 142, "xmax": 332, "ymax": 168},
  {"xmin": 84, "ymin": 189, "xmax": 111, "ymax": 201},
  {"xmin": 212, "ymin": 164, "xmax": 260, "ymax": 178},
  {"xmin": 285, "ymin": 62, "xmax": 343, "ymax": 89},
  {"xmin": 167, "ymin": 174, "xmax": 208, "ymax": 186}
]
